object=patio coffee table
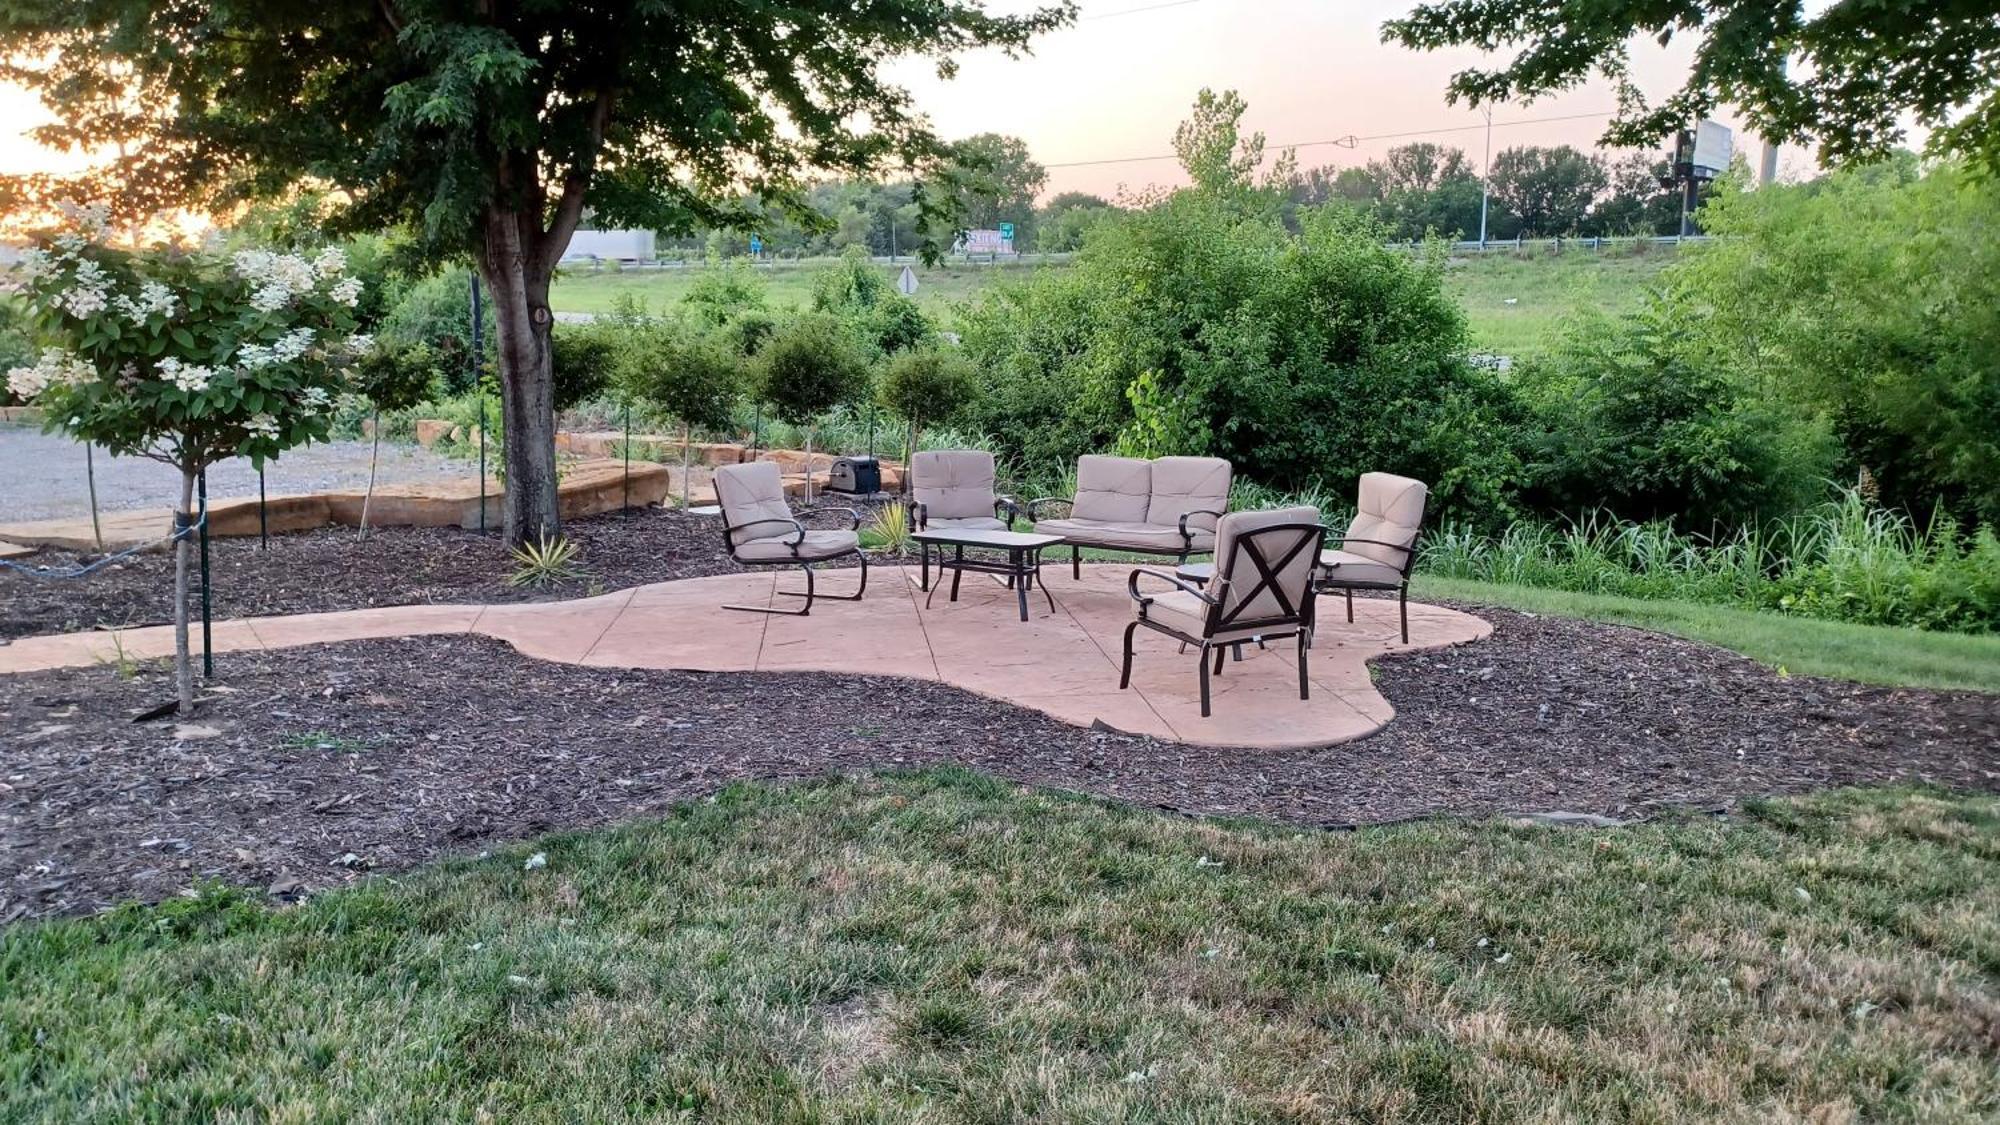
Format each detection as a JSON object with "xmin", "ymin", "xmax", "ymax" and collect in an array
[{"xmin": 912, "ymin": 529, "xmax": 1064, "ymax": 622}]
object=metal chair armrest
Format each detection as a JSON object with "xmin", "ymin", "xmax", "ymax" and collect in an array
[
  {"xmin": 1127, "ymin": 566, "xmax": 1220, "ymax": 607},
  {"xmin": 1323, "ymin": 534, "xmax": 1418, "ymax": 573},
  {"xmin": 994, "ymin": 495, "xmax": 1021, "ymax": 525},
  {"xmin": 907, "ymin": 498, "xmax": 928, "ymax": 530},
  {"xmin": 1177, "ymin": 507, "xmax": 1228, "ymax": 544},
  {"xmin": 1025, "ymin": 497, "xmax": 1073, "ymax": 521},
  {"xmin": 725, "ymin": 517, "xmax": 806, "ymax": 547}
]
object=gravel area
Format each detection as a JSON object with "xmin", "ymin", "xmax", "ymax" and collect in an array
[
  {"xmin": 3, "ymin": 613, "xmax": 1994, "ymax": 923},
  {"xmin": 0, "ymin": 506, "xmax": 786, "ymax": 639},
  {"xmin": 0, "ymin": 427, "xmax": 469, "ymax": 523}
]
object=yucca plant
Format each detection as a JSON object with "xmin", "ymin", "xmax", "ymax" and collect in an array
[
  {"xmin": 866, "ymin": 501, "xmax": 914, "ymax": 556},
  {"xmin": 507, "ymin": 533, "xmax": 584, "ymax": 587}
]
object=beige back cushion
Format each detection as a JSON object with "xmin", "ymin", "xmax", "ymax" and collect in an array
[
  {"xmin": 1344, "ymin": 472, "xmax": 1428, "ymax": 569},
  {"xmin": 715, "ymin": 461, "xmax": 795, "ymax": 546},
  {"xmin": 1213, "ymin": 506, "xmax": 1322, "ymax": 628},
  {"xmin": 1073, "ymin": 455, "xmax": 1152, "ymax": 523},
  {"xmin": 912, "ymin": 450, "xmax": 997, "ymax": 520},
  {"xmin": 1146, "ymin": 456, "xmax": 1232, "ymax": 531}
]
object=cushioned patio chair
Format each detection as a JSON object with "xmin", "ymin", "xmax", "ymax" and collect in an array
[
  {"xmin": 1029, "ymin": 454, "xmax": 1232, "ymax": 578},
  {"xmin": 905, "ymin": 448, "xmax": 1023, "ymax": 591},
  {"xmin": 713, "ymin": 460, "xmax": 867, "ymax": 615},
  {"xmin": 1119, "ymin": 506, "xmax": 1324, "ymax": 717},
  {"xmin": 1317, "ymin": 472, "xmax": 1428, "ymax": 643}
]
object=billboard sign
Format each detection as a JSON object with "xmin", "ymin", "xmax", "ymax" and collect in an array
[
  {"xmin": 1677, "ymin": 120, "xmax": 1734, "ymax": 181},
  {"xmin": 961, "ymin": 228, "xmax": 1012, "ymax": 255}
]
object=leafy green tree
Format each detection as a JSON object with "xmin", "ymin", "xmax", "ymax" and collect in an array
[
  {"xmin": 0, "ymin": 1, "xmax": 1071, "ymax": 545},
  {"xmin": 878, "ymin": 347, "xmax": 980, "ymax": 467},
  {"xmin": 548, "ymin": 324, "xmax": 621, "ymax": 412},
  {"xmin": 753, "ymin": 314, "xmax": 870, "ymax": 501},
  {"xmin": 351, "ymin": 341, "xmax": 445, "ymax": 539},
  {"xmin": 944, "ymin": 133, "xmax": 1047, "ymax": 246},
  {"xmin": 1587, "ymin": 153, "xmax": 1682, "ymax": 236},
  {"xmin": 1670, "ymin": 159, "xmax": 2000, "ymax": 522},
  {"xmin": 681, "ymin": 260, "xmax": 769, "ymax": 328},
  {"xmin": 1036, "ymin": 192, "xmax": 1114, "ymax": 253},
  {"xmin": 1382, "ymin": 0, "xmax": 2000, "ymax": 174},
  {"xmin": 6, "ymin": 212, "xmax": 367, "ymax": 711},
  {"xmin": 1487, "ymin": 146, "xmax": 1606, "ymax": 237},
  {"xmin": 617, "ymin": 323, "xmax": 742, "ymax": 509},
  {"xmin": 1171, "ymin": 88, "xmax": 1297, "ymax": 208}
]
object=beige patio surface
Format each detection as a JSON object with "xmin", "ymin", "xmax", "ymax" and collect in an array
[{"xmin": 0, "ymin": 563, "xmax": 1490, "ymax": 748}]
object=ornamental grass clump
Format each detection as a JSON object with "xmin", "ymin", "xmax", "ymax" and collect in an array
[{"xmin": 6, "ymin": 204, "xmax": 370, "ymax": 712}]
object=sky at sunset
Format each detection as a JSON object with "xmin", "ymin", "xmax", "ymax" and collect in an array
[{"xmin": 0, "ymin": 0, "xmax": 1800, "ymax": 214}]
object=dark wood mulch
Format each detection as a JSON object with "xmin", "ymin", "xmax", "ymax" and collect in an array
[
  {"xmin": 0, "ymin": 506, "xmax": 833, "ymax": 641},
  {"xmin": 3, "ymin": 610, "xmax": 1994, "ymax": 923}
]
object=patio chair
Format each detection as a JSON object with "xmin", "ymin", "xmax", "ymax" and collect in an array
[
  {"xmin": 1119, "ymin": 506, "xmax": 1324, "ymax": 717},
  {"xmin": 1317, "ymin": 472, "xmax": 1428, "ymax": 643},
  {"xmin": 713, "ymin": 460, "xmax": 867, "ymax": 616},
  {"xmin": 1030, "ymin": 455, "xmax": 1232, "ymax": 578},
  {"xmin": 906, "ymin": 448, "xmax": 1022, "ymax": 591}
]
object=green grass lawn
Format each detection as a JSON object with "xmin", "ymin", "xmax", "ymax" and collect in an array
[
  {"xmin": 1444, "ymin": 246, "xmax": 1676, "ymax": 359},
  {"xmin": 548, "ymin": 248, "xmax": 1674, "ymax": 357},
  {"xmin": 4, "ymin": 771, "xmax": 1996, "ymax": 1120},
  {"xmin": 550, "ymin": 258, "xmax": 1060, "ymax": 318},
  {"xmin": 1416, "ymin": 575, "xmax": 2000, "ymax": 693}
]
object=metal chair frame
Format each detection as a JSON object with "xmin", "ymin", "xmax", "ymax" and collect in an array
[
  {"xmin": 1119, "ymin": 521, "xmax": 1326, "ymax": 717},
  {"xmin": 1316, "ymin": 531, "xmax": 1421, "ymax": 643},
  {"xmin": 715, "ymin": 507, "xmax": 868, "ymax": 616}
]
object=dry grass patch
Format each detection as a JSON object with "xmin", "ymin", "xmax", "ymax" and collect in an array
[{"xmin": 3, "ymin": 771, "xmax": 1997, "ymax": 1121}]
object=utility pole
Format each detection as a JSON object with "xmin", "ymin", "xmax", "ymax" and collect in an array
[{"xmin": 1477, "ymin": 107, "xmax": 1493, "ymax": 249}]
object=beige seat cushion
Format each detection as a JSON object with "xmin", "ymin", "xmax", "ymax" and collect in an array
[
  {"xmin": 1317, "ymin": 548, "xmax": 1403, "ymax": 587},
  {"xmin": 1139, "ymin": 588, "xmax": 1289, "ymax": 644},
  {"xmin": 1072, "ymin": 455, "xmax": 1152, "ymax": 523},
  {"xmin": 912, "ymin": 450, "xmax": 1001, "ymax": 521},
  {"xmin": 1035, "ymin": 518, "xmax": 1215, "ymax": 553},
  {"xmin": 923, "ymin": 515, "xmax": 1011, "ymax": 532},
  {"xmin": 1342, "ymin": 472, "xmax": 1427, "ymax": 570},
  {"xmin": 1146, "ymin": 456, "xmax": 1232, "ymax": 534},
  {"xmin": 733, "ymin": 529, "xmax": 860, "ymax": 562},
  {"xmin": 715, "ymin": 461, "xmax": 796, "ymax": 547}
]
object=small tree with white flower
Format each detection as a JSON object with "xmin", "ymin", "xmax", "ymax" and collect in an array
[{"xmin": 6, "ymin": 205, "xmax": 367, "ymax": 713}]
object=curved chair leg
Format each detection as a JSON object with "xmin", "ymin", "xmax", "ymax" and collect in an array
[
  {"xmin": 773, "ymin": 553, "xmax": 868, "ymax": 607},
  {"xmin": 1072, "ymin": 545, "xmax": 1081, "ymax": 580},
  {"xmin": 1297, "ymin": 632, "xmax": 1310, "ymax": 700},
  {"xmin": 1197, "ymin": 647, "xmax": 1212, "ymax": 717},
  {"xmin": 727, "ymin": 563, "xmax": 816, "ymax": 616},
  {"xmin": 1398, "ymin": 583, "xmax": 1409, "ymax": 644},
  {"xmin": 1345, "ymin": 588, "xmax": 1354, "ymax": 623},
  {"xmin": 1119, "ymin": 621, "xmax": 1139, "ymax": 689},
  {"xmin": 1212, "ymin": 644, "xmax": 1228, "ymax": 675}
]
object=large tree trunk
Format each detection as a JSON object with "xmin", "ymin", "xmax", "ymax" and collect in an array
[{"xmin": 479, "ymin": 210, "xmax": 562, "ymax": 547}]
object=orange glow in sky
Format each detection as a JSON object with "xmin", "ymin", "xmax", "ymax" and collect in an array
[{"xmin": 2, "ymin": 1, "xmax": 1778, "ymax": 212}]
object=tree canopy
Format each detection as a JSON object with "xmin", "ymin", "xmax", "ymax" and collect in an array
[
  {"xmin": 1382, "ymin": 0, "xmax": 2000, "ymax": 173},
  {"xmin": 0, "ymin": 0, "xmax": 1071, "ymax": 543}
]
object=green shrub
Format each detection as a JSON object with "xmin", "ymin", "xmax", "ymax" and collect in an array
[
  {"xmin": 549, "ymin": 322, "xmax": 622, "ymax": 411},
  {"xmin": 378, "ymin": 267, "xmax": 491, "ymax": 393},
  {"xmin": 753, "ymin": 314, "xmax": 870, "ymax": 426},
  {"xmin": 879, "ymin": 348, "xmax": 979, "ymax": 436},
  {"xmin": 682, "ymin": 259, "xmax": 769, "ymax": 327},
  {"xmin": 616, "ymin": 322, "xmax": 741, "ymax": 433}
]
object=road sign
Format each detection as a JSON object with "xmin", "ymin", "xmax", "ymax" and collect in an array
[
  {"xmin": 748, "ymin": 234, "xmax": 763, "ymax": 257},
  {"xmin": 897, "ymin": 265, "xmax": 918, "ymax": 296},
  {"xmin": 997, "ymin": 221, "xmax": 1015, "ymax": 242}
]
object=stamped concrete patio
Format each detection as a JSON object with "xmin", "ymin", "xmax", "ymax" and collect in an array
[{"xmin": 0, "ymin": 563, "xmax": 1489, "ymax": 747}]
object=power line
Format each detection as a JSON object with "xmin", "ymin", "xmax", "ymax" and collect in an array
[
  {"xmin": 1079, "ymin": 0, "xmax": 1207, "ymax": 19},
  {"xmin": 1043, "ymin": 109, "xmax": 1617, "ymax": 169}
]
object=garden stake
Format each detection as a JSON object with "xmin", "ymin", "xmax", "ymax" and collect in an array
[
  {"xmin": 85, "ymin": 442, "xmax": 103, "ymax": 551},
  {"xmin": 197, "ymin": 469, "xmax": 213, "ymax": 678},
  {"xmin": 258, "ymin": 467, "xmax": 267, "ymax": 549},
  {"xmin": 622, "ymin": 399, "xmax": 632, "ymax": 518},
  {"xmin": 358, "ymin": 406, "xmax": 381, "ymax": 540}
]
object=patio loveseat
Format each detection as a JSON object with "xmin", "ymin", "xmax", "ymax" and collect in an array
[{"xmin": 1029, "ymin": 455, "xmax": 1233, "ymax": 578}]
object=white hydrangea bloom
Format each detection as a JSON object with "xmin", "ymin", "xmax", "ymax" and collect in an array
[
  {"xmin": 58, "ymin": 258, "xmax": 112, "ymax": 318},
  {"xmin": 344, "ymin": 333, "xmax": 375, "ymax": 355},
  {"xmin": 17, "ymin": 248, "xmax": 50, "ymax": 280},
  {"xmin": 300, "ymin": 386, "xmax": 334, "ymax": 411},
  {"xmin": 158, "ymin": 357, "xmax": 213, "ymax": 394},
  {"xmin": 236, "ymin": 343, "xmax": 276, "ymax": 370},
  {"xmin": 249, "ymin": 283, "xmax": 291, "ymax": 313},
  {"xmin": 6, "ymin": 349, "xmax": 96, "ymax": 399},
  {"xmin": 313, "ymin": 247, "xmax": 348, "ymax": 278},
  {"xmin": 244, "ymin": 412, "xmax": 280, "ymax": 438},
  {"xmin": 274, "ymin": 327, "xmax": 316, "ymax": 362},
  {"xmin": 328, "ymin": 276, "xmax": 363, "ymax": 307},
  {"xmin": 113, "ymin": 279, "xmax": 179, "ymax": 322}
]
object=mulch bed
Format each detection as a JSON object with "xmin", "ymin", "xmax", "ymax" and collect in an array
[
  {"xmin": 4, "ymin": 609, "xmax": 1995, "ymax": 923},
  {"xmin": 0, "ymin": 506, "xmax": 851, "ymax": 640}
]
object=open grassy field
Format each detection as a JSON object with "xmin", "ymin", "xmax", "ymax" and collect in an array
[
  {"xmin": 548, "ymin": 247, "xmax": 1678, "ymax": 357},
  {"xmin": 1416, "ymin": 576, "xmax": 2000, "ymax": 693},
  {"xmin": 4, "ymin": 770, "xmax": 1995, "ymax": 1120}
]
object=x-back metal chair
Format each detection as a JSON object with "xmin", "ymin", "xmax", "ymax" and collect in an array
[
  {"xmin": 714, "ymin": 460, "xmax": 867, "ymax": 615},
  {"xmin": 1119, "ymin": 506, "xmax": 1325, "ymax": 717}
]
